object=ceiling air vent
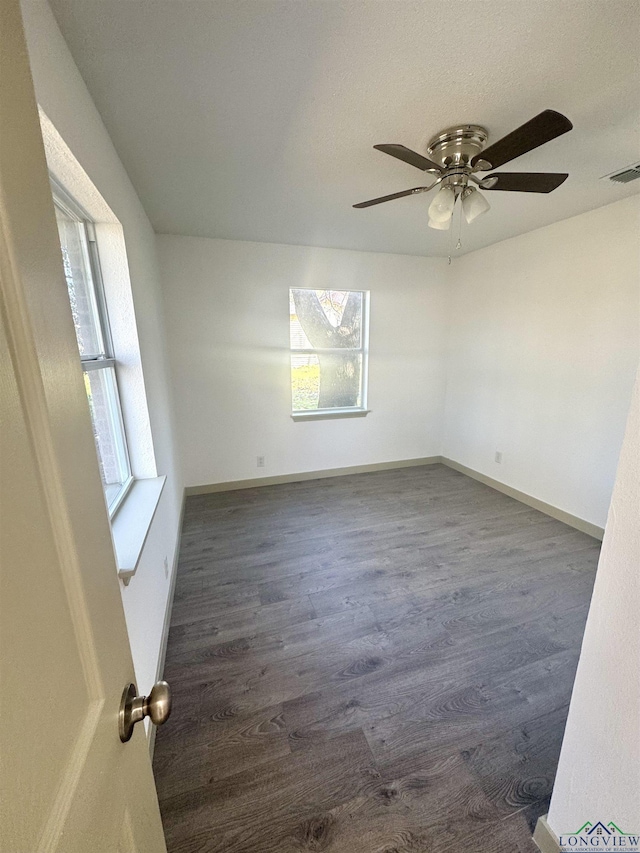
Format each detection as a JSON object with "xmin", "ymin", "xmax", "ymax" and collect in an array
[{"xmin": 601, "ymin": 162, "xmax": 640, "ymax": 184}]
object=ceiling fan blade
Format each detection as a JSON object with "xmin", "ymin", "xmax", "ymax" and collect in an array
[
  {"xmin": 374, "ymin": 144, "xmax": 442, "ymax": 173},
  {"xmin": 353, "ymin": 186, "xmax": 431, "ymax": 208},
  {"xmin": 481, "ymin": 172, "xmax": 569, "ymax": 193},
  {"xmin": 472, "ymin": 110, "xmax": 573, "ymax": 169}
]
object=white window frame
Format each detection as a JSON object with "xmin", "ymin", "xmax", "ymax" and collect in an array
[
  {"xmin": 52, "ymin": 181, "xmax": 133, "ymax": 516},
  {"xmin": 289, "ymin": 289, "xmax": 370, "ymax": 420}
]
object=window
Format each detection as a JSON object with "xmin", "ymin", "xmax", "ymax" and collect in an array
[
  {"xmin": 54, "ymin": 192, "xmax": 133, "ymax": 515},
  {"xmin": 289, "ymin": 289, "xmax": 369, "ymax": 416}
]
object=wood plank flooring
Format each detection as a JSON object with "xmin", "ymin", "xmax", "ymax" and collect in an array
[{"xmin": 154, "ymin": 464, "xmax": 600, "ymax": 853}]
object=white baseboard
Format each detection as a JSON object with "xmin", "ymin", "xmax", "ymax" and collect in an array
[
  {"xmin": 534, "ymin": 816, "xmax": 561, "ymax": 853},
  {"xmin": 148, "ymin": 490, "xmax": 185, "ymax": 761},
  {"xmin": 184, "ymin": 455, "xmax": 603, "ymax": 541},
  {"xmin": 441, "ymin": 458, "xmax": 604, "ymax": 541},
  {"xmin": 185, "ymin": 456, "xmax": 443, "ymax": 496}
]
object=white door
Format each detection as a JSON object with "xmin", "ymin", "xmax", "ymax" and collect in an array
[{"xmin": 0, "ymin": 2, "xmax": 168, "ymax": 851}]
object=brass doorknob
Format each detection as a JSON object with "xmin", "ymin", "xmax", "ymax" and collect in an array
[{"xmin": 119, "ymin": 681, "xmax": 172, "ymax": 742}]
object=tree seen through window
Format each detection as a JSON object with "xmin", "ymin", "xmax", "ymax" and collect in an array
[{"xmin": 290, "ymin": 289, "xmax": 368, "ymax": 412}]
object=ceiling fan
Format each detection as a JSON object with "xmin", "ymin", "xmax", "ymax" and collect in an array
[{"xmin": 353, "ymin": 110, "xmax": 573, "ymax": 229}]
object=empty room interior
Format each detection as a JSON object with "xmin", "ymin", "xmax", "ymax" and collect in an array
[{"xmin": 3, "ymin": 0, "xmax": 640, "ymax": 851}]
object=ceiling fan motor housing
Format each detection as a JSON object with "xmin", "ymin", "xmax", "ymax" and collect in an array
[
  {"xmin": 427, "ymin": 125, "xmax": 489, "ymax": 194},
  {"xmin": 427, "ymin": 125, "xmax": 488, "ymax": 168}
]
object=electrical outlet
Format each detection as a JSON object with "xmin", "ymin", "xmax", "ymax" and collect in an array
[
  {"xmin": 495, "ymin": 451, "xmax": 503, "ymax": 464},
  {"xmin": 163, "ymin": 555, "xmax": 169, "ymax": 578},
  {"xmin": 257, "ymin": 456, "xmax": 265, "ymax": 468}
]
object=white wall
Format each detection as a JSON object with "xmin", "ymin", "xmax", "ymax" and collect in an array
[
  {"xmin": 444, "ymin": 196, "xmax": 640, "ymax": 529},
  {"xmin": 157, "ymin": 236, "xmax": 449, "ymax": 487},
  {"xmin": 159, "ymin": 200, "xmax": 638, "ymax": 528},
  {"xmin": 548, "ymin": 364, "xmax": 640, "ymax": 833},
  {"xmin": 21, "ymin": 0, "xmax": 182, "ymax": 698}
]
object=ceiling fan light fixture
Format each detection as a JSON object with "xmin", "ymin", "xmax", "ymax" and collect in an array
[
  {"xmin": 428, "ymin": 216, "xmax": 451, "ymax": 231},
  {"xmin": 427, "ymin": 185, "xmax": 456, "ymax": 223},
  {"xmin": 462, "ymin": 187, "xmax": 490, "ymax": 224}
]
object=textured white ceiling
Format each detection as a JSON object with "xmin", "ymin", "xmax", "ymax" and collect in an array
[{"xmin": 48, "ymin": 0, "xmax": 640, "ymax": 257}]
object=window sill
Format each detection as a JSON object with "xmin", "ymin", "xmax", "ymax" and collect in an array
[
  {"xmin": 291, "ymin": 409, "xmax": 370, "ymax": 421},
  {"xmin": 112, "ymin": 476, "xmax": 166, "ymax": 585}
]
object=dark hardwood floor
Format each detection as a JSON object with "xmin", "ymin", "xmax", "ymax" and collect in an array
[{"xmin": 154, "ymin": 464, "xmax": 599, "ymax": 853}]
